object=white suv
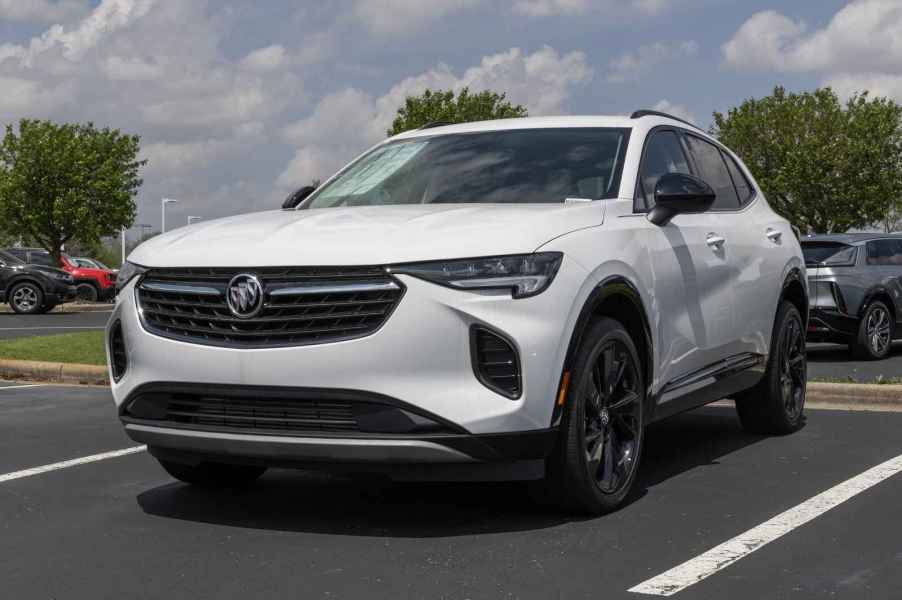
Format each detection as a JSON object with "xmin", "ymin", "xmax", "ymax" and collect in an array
[{"xmin": 109, "ymin": 111, "xmax": 808, "ymax": 513}]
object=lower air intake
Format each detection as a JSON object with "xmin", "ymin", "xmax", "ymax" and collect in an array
[
  {"xmin": 471, "ymin": 326, "xmax": 521, "ymax": 399},
  {"xmin": 109, "ymin": 320, "xmax": 127, "ymax": 381}
]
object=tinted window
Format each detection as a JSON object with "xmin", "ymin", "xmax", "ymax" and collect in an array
[
  {"xmin": 866, "ymin": 240, "xmax": 902, "ymax": 266},
  {"xmin": 29, "ymin": 252, "xmax": 55, "ymax": 267},
  {"xmin": 637, "ymin": 130, "xmax": 691, "ymax": 210},
  {"xmin": 6, "ymin": 248, "xmax": 26, "ymax": 259},
  {"xmin": 724, "ymin": 154, "xmax": 754, "ymax": 205},
  {"xmin": 306, "ymin": 128, "xmax": 630, "ymax": 208},
  {"xmin": 801, "ymin": 242, "xmax": 857, "ymax": 267},
  {"xmin": 0, "ymin": 250, "xmax": 24, "ymax": 266},
  {"xmin": 683, "ymin": 135, "xmax": 740, "ymax": 210}
]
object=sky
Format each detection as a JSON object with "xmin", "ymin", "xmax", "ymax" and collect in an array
[{"xmin": 0, "ymin": 0, "xmax": 897, "ymax": 237}]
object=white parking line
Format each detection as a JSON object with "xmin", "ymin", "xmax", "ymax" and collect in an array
[
  {"xmin": 0, "ymin": 446, "xmax": 147, "ymax": 484},
  {"xmin": 0, "ymin": 384, "xmax": 44, "ymax": 391},
  {"xmin": 629, "ymin": 453, "xmax": 902, "ymax": 596}
]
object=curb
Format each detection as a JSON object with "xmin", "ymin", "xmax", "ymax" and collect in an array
[
  {"xmin": 805, "ymin": 382, "xmax": 902, "ymax": 406},
  {"xmin": 0, "ymin": 303, "xmax": 114, "ymax": 314},
  {"xmin": 0, "ymin": 358, "xmax": 108, "ymax": 385}
]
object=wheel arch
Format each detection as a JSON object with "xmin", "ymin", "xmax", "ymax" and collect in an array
[
  {"xmin": 551, "ymin": 275, "xmax": 654, "ymax": 426},
  {"xmin": 859, "ymin": 286, "xmax": 896, "ymax": 322},
  {"xmin": 780, "ymin": 267, "xmax": 809, "ymax": 328},
  {"xmin": 5, "ymin": 275, "xmax": 47, "ymax": 297}
]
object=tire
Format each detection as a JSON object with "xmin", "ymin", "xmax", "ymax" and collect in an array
[
  {"xmin": 157, "ymin": 458, "xmax": 266, "ymax": 488},
  {"xmin": 852, "ymin": 300, "xmax": 892, "ymax": 360},
  {"xmin": 735, "ymin": 301, "xmax": 806, "ymax": 435},
  {"xmin": 75, "ymin": 282, "xmax": 99, "ymax": 303},
  {"xmin": 545, "ymin": 318, "xmax": 645, "ymax": 514},
  {"xmin": 36, "ymin": 303, "xmax": 56, "ymax": 314},
  {"xmin": 9, "ymin": 282, "xmax": 44, "ymax": 315}
]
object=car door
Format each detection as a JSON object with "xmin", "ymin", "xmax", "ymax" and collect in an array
[
  {"xmin": 865, "ymin": 239, "xmax": 902, "ymax": 338},
  {"xmin": 635, "ymin": 128, "xmax": 737, "ymax": 390}
]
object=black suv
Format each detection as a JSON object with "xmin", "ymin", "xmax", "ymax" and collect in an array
[
  {"xmin": 0, "ymin": 250, "xmax": 77, "ymax": 314},
  {"xmin": 803, "ymin": 233, "xmax": 902, "ymax": 359}
]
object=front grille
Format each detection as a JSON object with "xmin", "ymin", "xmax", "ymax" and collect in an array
[
  {"xmin": 135, "ymin": 266, "xmax": 404, "ymax": 347},
  {"xmin": 109, "ymin": 320, "xmax": 128, "ymax": 381},
  {"xmin": 471, "ymin": 326, "xmax": 521, "ymax": 399},
  {"xmin": 121, "ymin": 385, "xmax": 460, "ymax": 436}
]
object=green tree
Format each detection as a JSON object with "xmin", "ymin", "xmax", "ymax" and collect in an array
[
  {"xmin": 387, "ymin": 87, "xmax": 528, "ymax": 136},
  {"xmin": 712, "ymin": 86, "xmax": 902, "ymax": 233},
  {"xmin": 0, "ymin": 119, "xmax": 146, "ymax": 262}
]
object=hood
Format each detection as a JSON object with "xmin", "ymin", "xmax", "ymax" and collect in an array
[
  {"xmin": 23, "ymin": 264, "xmax": 71, "ymax": 278},
  {"xmin": 130, "ymin": 203, "xmax": 605, "ymax": 267}
]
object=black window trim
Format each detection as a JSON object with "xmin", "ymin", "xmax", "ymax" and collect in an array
[{"xmin": 633, "ymin": 125, "xmax": 759, "ymax": 215}]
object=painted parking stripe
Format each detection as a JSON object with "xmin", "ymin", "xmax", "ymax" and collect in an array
[
  {"xmin": 0, "ymin": 384, "xmax": 44, "ymax": 391},
  {"xmin": 0, "ymin": 446, "xmax": 147, "ymax": 484},
  {"xmin": 0, "ymin": 326, "xmax": 106, "ymax": 331},
  {"xmin": 629, "ymin": 453, "xmax": 902, "ymax": 596}
]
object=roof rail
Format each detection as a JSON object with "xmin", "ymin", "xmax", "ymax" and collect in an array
[
  {"xmin": 630, "ymin": 109, "xmax": 699, "ymax": 130},
  {"xmin": 419, "ymin": 121, "xmax": 453, "ymax": 130}
]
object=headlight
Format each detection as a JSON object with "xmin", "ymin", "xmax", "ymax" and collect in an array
[
  {"xmin": 51, "ymin": 271, "xmax": 72, "ymax": 282},
  {"xmin": 390, "ymin": 253, "xmax": 563, "ymax": 299},
  {"xmin": 116, "ymin": 261, "xmax": 148, "ymax": 293}
]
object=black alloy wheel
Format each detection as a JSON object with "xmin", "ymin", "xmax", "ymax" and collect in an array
[{"xmin": 855, "ymin": 301, "xmax": 892, "ymax": 360}]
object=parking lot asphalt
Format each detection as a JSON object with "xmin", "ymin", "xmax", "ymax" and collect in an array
[
  {"xmin": 1, "ymin": 382, "xmax": 900, "ymax": 599},
  {"xmin": 0, "ymin": 310, "xmax": 111, "ymax": 339},
  {"xmin": 808, "ymin": 342, "xmax": 902, "ymax": 383}
]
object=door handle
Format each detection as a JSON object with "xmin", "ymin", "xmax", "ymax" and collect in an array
[
  {"xmin": 706, "ymin": 233, "xmax": 726, "ymax": 249},
  {"xmin": 766, "ymin": 228, "xmax": 782, "ymax": 243}
]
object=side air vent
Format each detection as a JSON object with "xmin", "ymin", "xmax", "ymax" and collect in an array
[
  {"xmin": 470, "ymin": 326, "xmax": 521, "ymax": 399},
  {"xmin": 109, "ymin": 320, "xmax": 128, "ymax": 381}
]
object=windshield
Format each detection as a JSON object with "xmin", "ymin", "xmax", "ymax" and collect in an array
[
  {"xmin": 305, "ymin": 128, "xmax": 630, "ymax": 209},
  {"xmin": 801, "ymin": 242, "xmax": 857, "ymax": 267},
  {"xmin": 0, "ymin": 250, "xmax": 24, "ymax": 266}
]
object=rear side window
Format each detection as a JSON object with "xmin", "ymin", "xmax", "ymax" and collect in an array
[
  {"xmin": 636, "ymin": 130, "xmax": 691, "ymax": 210},
  {"xmin": 28, "ymin": 252, "xmax": 55, "ymax": 267},
  {"xmin": 866, "ymin": 239, "xmax": 902, "ymax": 266},
  {"xmin": 724, "ymin": 154, "xmax": 754, "ymax": 205},
  {"xmin": 801, "ymin": 242, "xmax": 857, "ymax": 267},
  {"xmin": 683, "ymin": 134, "xmax": 740, "ymax": 210}
]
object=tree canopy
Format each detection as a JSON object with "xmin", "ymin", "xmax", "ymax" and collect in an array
[
  {"xmin": 387, "ymin": 87, "xmax": 528, "ymax": 136},
  {"xmin": 712, "ymin": 86, "xmax": 902, "ymax": 234},
  {"xmin": 0, "ymin": 119, "xmax": 145, "ymax": 261}
]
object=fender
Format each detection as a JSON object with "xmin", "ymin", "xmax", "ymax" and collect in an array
[
  {"xmin": 550, "ymin": 275, "xmax": 654, "ymax": 426},
  {"xmin": 780, "ymin": 267, "xmax": 808, "ymax": 320},
  {"xmin": 858, "ymin": 285, "xmax": 895, "ymax": 320},
  {"xmin": 5, "ymin": 275, "xmax": 46, "ymax": 297}
]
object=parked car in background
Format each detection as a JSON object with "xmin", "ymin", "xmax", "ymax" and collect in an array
[
  {"xmin": 0, "ymin": 250, "xmax": 76, "ymax": 314},
  {"xmin": 72, "ymin": 256, "xmax": 117, "ymax": 273},
  {"xmin": 803, "ymin": 233, "xmax": 902, "ymax": 359},
  {"xmin": 5, "ymin": 248, "xmax": 117, "ymax": 302}
]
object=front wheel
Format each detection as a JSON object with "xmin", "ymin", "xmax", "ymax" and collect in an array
[
  {"xmin": 9, "ymin": 282, "xmax": 44, "ymax": 314},
  {"xmin": 75, "ymin": 283, "xmax": 99, "ymax": 303},
  {"xmin": 546, "ymin": 318, "xmax": 645, "ymax": 514},
  {"xmin": 158, "ymin": 458, "xmax": 266, "ymax": 488},
  {"xmin": 735, "ymin": 301, "xmax": 806, "ymax": 435}
]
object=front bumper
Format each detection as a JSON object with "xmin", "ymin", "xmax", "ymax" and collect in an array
[
  {"xmin": 107, "ymin": 256, "xmax": 590, "ymax": 441},
  {"xmin": 46, "ymin": 283, "xmax": 77, "ymax": 305}
]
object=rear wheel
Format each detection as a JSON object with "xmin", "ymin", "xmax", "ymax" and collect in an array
[
  {"xmin": 9, "ymin": 282, "xmax": 44, "ymax": 314},
  {"xmin": 546, "ymin": 318, "xmax": 645, "ymax": 514},
  {"xmin": 75, "ymin": 282, "xmax": 99, "ymax": 303},
  {"xmin": 852, "ymin": 301, "xmax": 892, "ymax": 360},
  {"xmin": 157, "ymin": 458, "xmax": 266, "ymax": 488},
  {"xmin": 735, "ymin": 301, "xmax": 806, "ymax": 434}
]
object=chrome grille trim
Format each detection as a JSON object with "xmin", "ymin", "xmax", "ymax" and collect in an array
[{"xmin": 135, "ymin": 266, "xmax": 404, "ymax": 348}]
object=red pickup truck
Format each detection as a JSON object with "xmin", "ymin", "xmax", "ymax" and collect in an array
[{"xmin": 4, "ymin": 248, "xmax": 116, "ymax": 302}]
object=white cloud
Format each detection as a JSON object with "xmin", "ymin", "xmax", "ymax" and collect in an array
[
  {"xmin": 652, "ymin": 99, "xmax": 697, "ymax": 125},
  {"xmin": 608, "ymin": 40, "xmax": 698, "ymax": 82},
  {"xmin": 514, "ymin": 0, "xmax": 676, "ymax": 17},
  {"xmin": 354, "ymin": 0, "xmax": 481, "ymax": 35},
  {"xmin": 277, "ymin": 45, "xmax": 593, "ymax": 189},
  {"xmin": 240, "ymin": 44, "xmax": 287, "ymax": 72},
  {"xmin": 0, "ymin": 0, "xmax": 88, "ymax": 23},
  {"xmin": 723, "ymin": 1, "xmax": 902, "ymax": 102},
  {"xmin": 0, "ymin": 76, "xmax": 73, "ymax": 118}
]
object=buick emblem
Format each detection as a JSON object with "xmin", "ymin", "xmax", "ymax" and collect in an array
[{"xmin": 227, "ymin": 274, "xmax": 264, "ymax": 319}]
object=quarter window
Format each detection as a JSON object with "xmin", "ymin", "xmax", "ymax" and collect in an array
[
  {"xmin": 724, "ymin": 154, "xmax": 754, "ymax": 205},
  {"xmin": 636, "ymin": 130, "xmax": 691, "ymax": 210},
  {"xmin": 866, "ymin": 240, "xmax": 902, "ymax": 266},
  {"xmin": 683, "ymin": 134, "xmax": 740, "ymax": 210}
]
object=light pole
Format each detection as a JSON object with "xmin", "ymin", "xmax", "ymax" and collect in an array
[
  {"xmin": 121, "ymin": 228, "xmax": 126, "ymax": 265},
  {"xmin": 187, "ymin": 216, "xmax": 202, "ymax": 225},
  {"xmin": 161, "ymin": 198, "xmax": 179, "ymax": 233}
]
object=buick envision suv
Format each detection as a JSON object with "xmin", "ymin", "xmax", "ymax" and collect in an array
[{"xmin": 109, "ymin": 112, "xmax": 808, "ymax": 513}]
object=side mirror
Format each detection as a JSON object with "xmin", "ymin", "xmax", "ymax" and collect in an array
[
  {"xmin": 282, "ymin": 185, "xmax": 317, "ymax": 210},
  {"xmin": 647, "ymin": 173, "xmax": 716, "ymax": 226}
]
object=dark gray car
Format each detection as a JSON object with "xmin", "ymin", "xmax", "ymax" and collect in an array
[{"xmin": 803, "ymin": 233, "xmax": 902, "ymax": 359}]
